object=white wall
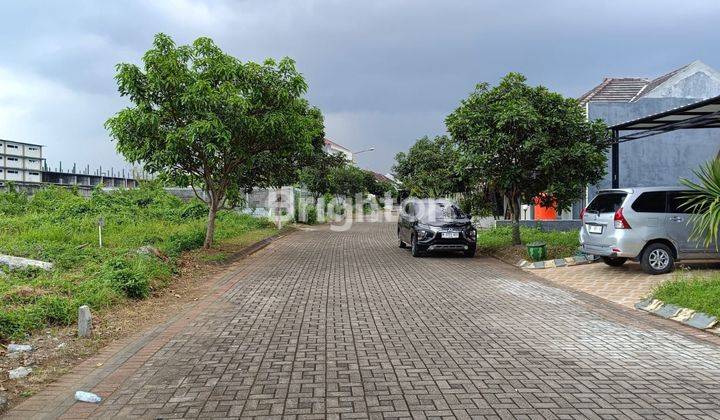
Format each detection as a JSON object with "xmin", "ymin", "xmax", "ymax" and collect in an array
[
  {"xmin": 5, "ymin": 156, "xmax": 22, "ymax": 168},
  {"xmin": 5, "ymin": 169, "xmax": 22, "ymax": 181}
]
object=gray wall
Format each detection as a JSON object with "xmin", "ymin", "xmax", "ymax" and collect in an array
[{"xmin": 587, "ymin": 98, "xmax": 720, "ymax": 198}]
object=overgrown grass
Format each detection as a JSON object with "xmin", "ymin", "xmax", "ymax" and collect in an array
[
  {"xmin": 476, "ymin": 226, "xmax": 579, "ymax": 261},
  {"xmin": 653, "ymin": 273, "xmax": 720, "ymax": 318},
  {"xmin": 0, "ymin": 183, "xmax": 274, "ymax": 340}
]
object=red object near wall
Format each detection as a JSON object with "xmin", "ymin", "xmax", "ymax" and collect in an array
[{"xmin": 533, "ymin": 195, "xmax": 557, "ymax": 220}]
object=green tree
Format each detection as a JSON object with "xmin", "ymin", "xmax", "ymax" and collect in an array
[
  {"xmin": 298, "ymin": 151, "xmax": 346, "ymax": 200},
  {"xmin": 105, "ymin": 33, "xmax": 322, "ymax": 248},
  {"xmin": 392, "ymin": 135, "xmax": 461, "ymax": 198},
  {"xmin": 446, "ymin": 72, "xmax": 608, "ymax": 245},
  {"xmin": 363, "ymin": 171, "xmax": 396, "ymax": 199},
  {"xmin": 328, "ymin": 163, "xmax": 367, "ymax": 200},
  {"xmin": 681, "ymin": 160, "xmax": 720, "ymax": 249}
]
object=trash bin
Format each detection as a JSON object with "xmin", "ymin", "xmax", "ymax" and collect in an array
[{"xmin": 527, "ymin": 241, "xmax": 547, "ymax": 262}]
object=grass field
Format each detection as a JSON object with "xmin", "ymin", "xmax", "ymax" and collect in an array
[
  {"xmin": 653, "ymin": 273, "xmax": 720, "ymax": 318},
  {"xmin": 475, "ymin": 226, "xmax": 580, "ymax": 262},
  {"xmin": 0, "ymin": 184, "xmax": 275, "ymax": 340}
]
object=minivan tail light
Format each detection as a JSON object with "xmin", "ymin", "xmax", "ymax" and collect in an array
[
  {"xmin": 614, "ymin": 207, "xmax": 631, "ymax": 229},
  {"xmin": 579, "ymin": 207, "xmax": 586, "ymax": 220}
]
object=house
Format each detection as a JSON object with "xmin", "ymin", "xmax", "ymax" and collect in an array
[
  {"xmin": 582, "ymin": 60, "xmax": 720, "ymax": 204},
  {"xmin": 323, "ymin": 138, "xmax": 354, "ymax": 162}
]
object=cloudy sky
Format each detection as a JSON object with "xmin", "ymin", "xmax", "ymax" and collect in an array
[{"xmin": 2, "ymin": 0, "xmax": 720, "ymax": 174}]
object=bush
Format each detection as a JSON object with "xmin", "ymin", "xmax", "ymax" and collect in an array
[
  {"xmin": 306, "ymin": 206, "xmax": 318, "ymax": 224},
  {"xmin": 164, "ymin": 230, "xmax": 206, "ymax": 256},
  {"xmin": 101, "ymin": 257, "xmax": 150, "ymax": 299},
  {"xmin": 180, "ymin": 199, "xmax": 208, "ymax": 220}
]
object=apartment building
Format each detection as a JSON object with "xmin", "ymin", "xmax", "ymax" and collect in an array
[{"xmin": 0, "ymin": 139, "xmax": 43, "ymax": 184}]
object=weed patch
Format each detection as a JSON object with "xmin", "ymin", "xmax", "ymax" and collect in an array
[{"xmin": 0, "ymin": 183, "xmax": 274, "ymax": 340}]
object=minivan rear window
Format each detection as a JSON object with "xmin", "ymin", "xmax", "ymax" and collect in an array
[{"xmin": 587, "ymin": 192, "xmax": 627, "ymax": 214}]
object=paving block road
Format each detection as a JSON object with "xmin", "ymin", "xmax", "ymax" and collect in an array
[{"xmin": 8, "ymin": 222, "xmax": 720, "ymax": 419}]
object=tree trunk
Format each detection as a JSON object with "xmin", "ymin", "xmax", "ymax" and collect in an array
[
  {"xmin": 508, "ymin": 192, "xmax": 522, "ymax": 245},
  {"xmin": 204, "ymin": 196, "xmax": 219, "ymax": 249}
]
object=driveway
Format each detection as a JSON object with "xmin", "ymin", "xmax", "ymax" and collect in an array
[
  {"xmin": 530, "ymin": 260, "xmax": 720, "ymax": 308},
  {"xmin": 8, "ymin": 222, "xmax": 720, "ymax": 418}
]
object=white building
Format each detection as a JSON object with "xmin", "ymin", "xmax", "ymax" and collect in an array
[
  {"xmin": 323, "ymin": 138, "xmax": 354, "ymax": 162},
  {"xmin": 0, "ymin": 139, "xmax": 43, "ymax": 184}
]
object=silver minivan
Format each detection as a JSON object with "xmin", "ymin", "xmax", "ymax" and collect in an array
[{"xmin": 580, "ymin": 186, "xmax": 717, "ymax": 275}]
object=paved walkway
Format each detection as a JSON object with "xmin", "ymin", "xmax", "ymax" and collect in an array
[
  {"xmin": 531, "ymin": 260, "xmax": 720, "ymax": 308},
  {"xmin": 8, "ymin": 222, "xmax": 720, "ymax": 418}
]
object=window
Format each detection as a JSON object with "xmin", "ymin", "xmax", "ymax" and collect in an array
[
  {"xmin": 631, "ymin": 191, "xmax": 667, "ymax": 213},
  {"xmin": 7, "ymin": 170, "xmax": 18, "ymax": 174},
  {"xmin": 7, "ymin": 144, "xmax": 18, "ymax": 149},
  {"xmin": 28, "ymin": 147, "xmax": 37, "ymax": 151},
  {"xmin": 586, "ymin": 192, "xmax": 627, "ymax": 214},
  {"xmin": 667, "ymin": 191, "xmax": 702, "ymax": 214},
  {"xmin": 28, "ymin": 159, "xmax": 36, "ymax": 163},
  {"xmin": 7, "ymin": 157, "xmax": 18, "ymax": 162},
  {"xmin": 29, "ymin": 172, "xmax": 39, "ymax": 176}
]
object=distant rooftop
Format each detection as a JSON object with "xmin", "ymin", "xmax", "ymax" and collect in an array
[
  {"xmin": 578, "ymin": 60, "xmax": 720, "ymax": 106},
  {"xmin": 323, "ymin": 138, "xmax": 352, "ymax": 153}
]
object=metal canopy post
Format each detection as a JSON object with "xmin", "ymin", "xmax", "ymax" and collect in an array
[{"xmin": 611, "ymin": 129, "xmax": 619, "ymax": 188}]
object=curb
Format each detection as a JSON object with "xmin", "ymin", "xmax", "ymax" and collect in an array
[
  {"xmin": 223, "ymin": 228, "xmax": 296, "ymax": 264},
  {"xmin": 518, "ymin": 254, "xmax": 598, "ymax": 269},
  {"xmin": 635, "ymin": 298, "xmax": 720, "ymax": 333}
]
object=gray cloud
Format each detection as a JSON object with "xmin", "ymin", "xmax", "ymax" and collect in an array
[{"xmin": 1, "ymin": 0, "xmax": 719, "ymax": 174}]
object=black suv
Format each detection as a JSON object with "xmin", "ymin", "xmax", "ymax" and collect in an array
[{"xmin": 398, "ymin": 199, "xmax": 476, "ymax": 257}]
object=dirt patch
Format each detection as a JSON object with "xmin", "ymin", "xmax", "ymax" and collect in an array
[{"xmin": 0, "ymin": 226, "xmax": 294, "ymax": 413}]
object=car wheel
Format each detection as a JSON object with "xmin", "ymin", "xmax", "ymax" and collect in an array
[
  {"xmin": 640, "ymin": 243, "xmax": 674, "ymax": 275},
  {"xmin": 411, "ymin": 233, "xmax": 422, "ymax": 257},
  {"xmin": 463, "ymin": 245, "xmax": 476, "ymax": 258},
  {"xmin": 398, "ymin": 231, "xmax": 406, "ymax": 248},
  {"xmin": 602, "ymin": 256, "xmax": 627, "ymax": 267}
]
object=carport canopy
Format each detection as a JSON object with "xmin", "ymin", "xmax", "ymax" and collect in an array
[{"xmin": 606, "ymin": 93, "xmax": 720, "ymax": 187}]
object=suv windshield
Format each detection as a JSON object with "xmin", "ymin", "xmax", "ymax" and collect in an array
[
  {"xmin": 434, "ymin": 203, "xmax": 464, "ymax": 220},
  {"xmin": 587, "ymin": 192, "xmax": 627, "ymax": 214}
]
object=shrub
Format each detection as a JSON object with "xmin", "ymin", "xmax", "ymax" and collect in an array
[
  {"xmin": 306, "ymin": 206, "xmax": 318, "ymax": 224},
  {"xmin": 180, "ymin": 199, "xmax": 208, "ymax": 219},
  {"xmin": 164, "ymin": 230, "xmax": 206, "ymax": 255},
  {"xmin": 101, "ymin": 257, "xmax": 150, "ymax": 299}
]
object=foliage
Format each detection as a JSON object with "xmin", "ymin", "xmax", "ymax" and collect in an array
[
  {"xmin": 363, "ymin": 170, "xmax": 396, "ymax": 199},
  {"xmin": 298, "ymin": 151, "xmax": 346, "ymax": 199},
  {"xmin": 328, "ymin": 163, "xmax": 368, "ymax": 199},
  {"xmin": 393, "ymin": 136, "xmax": 461, "ymax": 198},
  {"xmin": 680, "ymin": 160, "xmax": 720, "ymax": 249},
  {"xmin": 101, "ymin": 257, "xmax": 150, "ymax": 299},
  {"xmin": 0, "ymin": 182, "xmax": 29, "ymax": 216},
  {"xmin": 654, "ymin": 272, "xmax": 720, "ymax": 318},
  {"xmin": 475, "ymin": 226, "xmax": 579, "ymax": 261},
  {"xmin": 446, "ymin": 72, "xmax": 608, "ymax": 244},
  {"xmin": 106, "ymin": 33, "xmax": 323, "ymax": 248},
  {"xmin": 0, "ymin": 184, "xmax": 274, "ymax": 340}
]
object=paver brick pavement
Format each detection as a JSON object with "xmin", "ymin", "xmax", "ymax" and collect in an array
[{"xmin": 7, "ymin": 222, "xmax": 720, "ymax": 418}]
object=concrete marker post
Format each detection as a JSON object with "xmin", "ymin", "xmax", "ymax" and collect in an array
[{"xmin": 78, "ymin": 305, "xmax": 93, "ymax": 338}]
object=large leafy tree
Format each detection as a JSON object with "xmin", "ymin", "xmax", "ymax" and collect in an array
[
  {"xmin": 328, "ymin": 164, "xmax": 368, "ymax": 200},
  {"xmin": 298, "ymin": 150, "xmax": 346, "ymax": 200},
  {"xmin": 392, "ymin": 135, "xmax": 462, "ymax": 198},
  {"xmin": 106, "ymin": 33, "xmax": 322, "ymax": 248},
  {"xmin": 446, "ymin": 72, "xmax": 608, "ymax": 245}
]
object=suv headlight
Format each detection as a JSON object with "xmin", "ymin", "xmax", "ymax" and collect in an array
[
  {"xmin": 416, "ymin": 223, "xmax": 436, "ymax": 239},
  {"xmin": 466, "ymin": 227, "xmax": 476, "ymax": 242}
]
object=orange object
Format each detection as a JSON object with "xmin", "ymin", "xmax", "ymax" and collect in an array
[{"xmin": 533, "ymin": 195, "xmax": 557, "ymax": 220}]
